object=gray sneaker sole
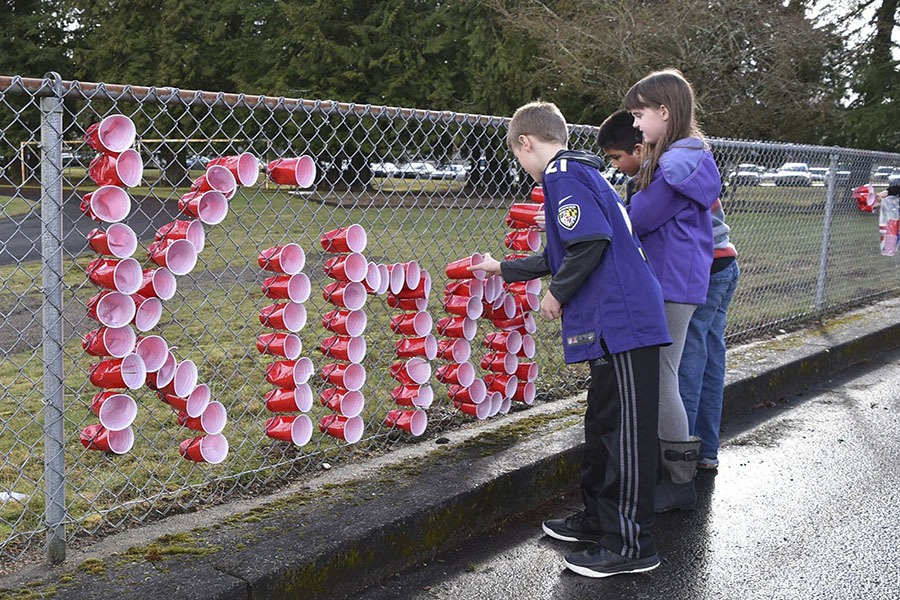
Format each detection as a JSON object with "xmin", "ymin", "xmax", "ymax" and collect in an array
[
  {"xmin": 563, "ymin": 555, "xmax": 660, "ymax": 578},
  {"xmin": 541, "ymin": 522, "xmax": 603, "ymax": 543}
]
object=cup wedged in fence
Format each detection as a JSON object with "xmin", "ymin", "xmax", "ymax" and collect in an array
[
  {"xmin": 265, "ymin": 415, "xmax": 313, "ymax": 446},
  {"xmin": 400, "ymin": 261, "xmax": 422, "ymax": 290},
  {"xmin": 512, "ymin": 380, "xmax": 536, "ymax": 405},
  {"xmin": 179, "ymin": 433, "xmax": 229, "ymax": 464},
  {"xmin": 482, "ymin": 292, "xmax": 516, "ymax": 321},
  {"xmin": 319, "ymin": 387, "xmax": 365, "ymax": 418},
  {"xmin": 435, "ymin": 362, "xmax": 475, "ymax": 387},
  {"xmin": 394, "ymin": 270, "xmax": 431, "ymax": 299},
  {"xmin": 258, "ymin": 244, "xmax": 305, "ymax": 275},
  {"xmin": 390, "ymin": 311, "xmax": 433, "ymax": 336},
  {"xmin": 178, "ymin": 400, "xmax": 227, "ymax": 435},
  {"xmin": 259, "ymin": 302, "xmax": 307, "ymax": 332},
  {"xmin": 323, "ymin": 252, "xmax": 368, "ymax": 283},
  {"xmin": 266, "ymin": 357, "xmax": 315, "ymax": 387},
  {"xmin": 264, "ymin": 385, "xmax": 313, "ymax": 413},
  {"xmin": 517, "ymin": 334, "xmax": 536, "ymax": 358},
  {"xmin": 157, "ymin": 359, "xmax": 198, "ymax": 398},
  {"xmin": 88, "ymin": 148, "xmax": 143, "ymax": 187},
  {"xmin": 322, "ymin": 309, "xmax": 367, "ymax": 337},
  {"xmin": 87, "ymin": 223, "xmax": 138, "ymax": 259},
  {"xmin": 87, "ymin": 290, "xmax": 136, "ymax": 329},
  {"xmin": 436, "ymin": 338, "xmax": 471, "ymax": 363},
  {"xmin": 138, "ymin": 268, "xmax": 177, "ymax": 301},
  {"xmin": 318, "ymin": 414, "xmax": 364, "ymax": 444},
  {"xmin": 387, "ymin": 263, "xmax": 406, "ymax": 295},
  {"xmin": 319, "ymin": 335, "xmax": 367, "ymax": 363},
  {"xmin": 435, "ymin": 316, "xmax": 477, "ymax": 340},
  {"xmin": 395, "ymin": 335, "xmax": 437, "ymax": 360},
  {"xmin": 385, "ymin": 409, "xmax": 428, "ymax": 436},
  {"xmin": 484, "ymin": 373, "xmax": 518, "ymax": 398},
  {"xmin": 80, "ymin": 185, "xmax": 131, "ymax": 223},
  {"xmin": 131, "ymin": 294, "xmax": 163, "ymax": 332},
  {"xmin": 133, "ymin": 335, "xmax": 169, "ymax": 372},
  {"xmin": 445, "ymin": 279, "xmax": 483, "ymax": 300},
  {"xmin": 363, "ymin": 262, "xmax": 385, "ymax": 295},
  {"xmin": 515, "ymin": 361, "xmax": 539, "ymax": 382},
  {"xmin": 256, "ymin": 332, "xmax": 303, "ymax": 360},
  {"xmin": 267, "ymin": 156, "xmax": 316, "ymax": 188},
  {"xmin": 504, "ymin": 229, "xmax": 542, "ymax": 252},
  {"xmin": 263, "ymin": 273, "xmax": 311, "ymax": 304},
  {"xmin": 513, "ymin": 292, "xmax": 540, "ymax": 313},
  {"xmin": 320, "ymin": 362, "xmax": 366, "ymax": 391},
  {"xmin": 491, "ymin": 311, "xmax": 536, "ymax": 334},
  {"xmin": 391, "ymin": 383, "xmax": 434, "ymax": 408},
  {"xmin": 320, "ymin": 224, "xmax": 367, "ymax": 253},
  {"xmin": 443, "ymin": 294, "xmax": 483, "ymax": 320},
  {"xmin": 159, "ymin": 382, "xmax": 211, "ymax": 418},
  {"xmin": 445, "ymin": 253, "xmax": 486, "ymax": 280},
  {"xmin": 322, "ymin": 281, "xmax": 366, "ymax": 310},
  {"xmin": 530, "ymin": 185, "xmax": 544, "ymax": 203},
  {"xmin": 82, "ymin": 325, "xmax": 136, "ymax": 359},
  {"xmin": 507, "ymin": 279, "xmax": 542, "ymax": 296},
  {"xmin": 507, "ymin": 203, "xmax": 542, "ymax": 227},
  {"xmin": 481, "ymin": 351, "xmax": 519, "ymax": 375},
  {"xmin": 387, "ymin": 294, "xmax": 428, "ymax": 311},
  {"xmin": 89, "ymin": 353, "xmax": 147, "ymax": 390},
  {"xmin": 496, "ymin": 393, "xmax": 511, "ymax": 415},
  {"xmin": 84, "ymin": 114, "xmax": 136, "ymax": 155},
  {"xmin": 90, "ymin": 391, "xmax": 138, "ymax": 431},
  {"xmin": 146, "ymin": 351, "xmax": 177, "ymax": 391},
  {"xmin": 482, "ymin": 275, "xmax": 505, "ymax": 303},
  {"xmin": 448, "ymin": 378, "xmax": 487, "ymax": 405},
  {"xmin": 208, "ymin": 153, "xmax": 260, "ymax": 186},
  {"xmin": 191, "ymin": 164, "xmax": 237, "ymax": 194},
  {"xmin": 147, "ymin": 238, "xmax": 198, "ymax": 276},
  {"xmin": 484, "ymin": 330, "xmax": 523, "ymax": 354},
  {"xmin": 155, "ymin": 219, "xmax": 205, "ymax": 253},
  {"xmin": 178, "ymin": 190, "xmax": 228, "ymax": 225},
  {"xmin": 80, "ymin": 423, "xmax": 135, "ymax": 454},
  {"xmin": 389, "ymin": 357, "xmax": 432, "ymax": 385},
  {"xmin": 453, "ymin": 399, "xmax": 490, "ymax": 420},
  {"xmin": 86, "ymin": 257, "xmax": 142, "ymax": 295}
]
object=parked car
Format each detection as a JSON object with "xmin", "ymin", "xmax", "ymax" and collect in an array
[
  {"xmin": 872, "ymin": 166, "xmax": 897, "ymax": 182},
  {"xmin": 728, "ymin": 163, "xmax": 764, "ymax": 186},
  {"xmin": 889, "ymin": 172, "xmax": 900, "ymax": 188},
  {"xmin": 186, "ymin": 154, "xmax": 211, "ymax": 169},
  {"xmin": 432, "ymin": 163, "xmax": 468, "ymax": 180},
  {"xmin": 809, "ymin": 166, "xmax": 852, "ymax": 185},
  {"xmin": 809, "ymin": 167, "xmax": 828, "ymax": 183},
  {"xmin": 370, "ymin": 161, "xmax": 398, "ymax": 177},
  {"xmin": 774, "ymin": 162, "xmax": 812, "ymax": 187},
  {"xmin": 397, "ymin": 161, "xmax": 437, "ymax": 179}
]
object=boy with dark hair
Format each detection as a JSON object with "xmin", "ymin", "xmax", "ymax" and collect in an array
[
  {"xmin": 471, "ymin": 101, "xmax": 671, "ymax": 578},
  {"xmin": 597, "ymin": 109, "xmax": 643, "ymax": 202}
]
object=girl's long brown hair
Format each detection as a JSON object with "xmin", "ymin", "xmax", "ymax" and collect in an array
[{"xmin": 624, "ymin": 69, "xmax": 704, "ymax": 190}]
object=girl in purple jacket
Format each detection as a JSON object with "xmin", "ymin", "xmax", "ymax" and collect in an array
[{"xmin": 625, "ymin": 69, "xmax": 721, "ymax": 512}]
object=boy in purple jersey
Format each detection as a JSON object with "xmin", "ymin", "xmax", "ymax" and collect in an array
[{"xmin": 471, "ymin": 101, "xmax": 671, "ymax": 578}]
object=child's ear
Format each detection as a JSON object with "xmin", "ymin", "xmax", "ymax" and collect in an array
[
  {"xmin": 658, "ymin": 104, "xmax": 669, "ymax": 121},
  {"xmin": 633, "ymin": 143, "xmax": 644, "ymax": 156},
  {"xmin": 518, "ymin": 134, "xmax": 532, "ymax": 151}
]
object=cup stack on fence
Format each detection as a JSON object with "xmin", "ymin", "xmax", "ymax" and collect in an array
[
  {"xmin": 386, "ymin": 261, "xmax": 433, "ymax": 437},
  {"xmin": 258, "ymin": 243, "xmax": 315, "ymax": 448},
  {"xmin": 318, "ymin": 224, "xmax": 371, "ymax": 444},
  {"xmin": 438, "ymin": 254, "xmax": 489, "ymax": 419}
]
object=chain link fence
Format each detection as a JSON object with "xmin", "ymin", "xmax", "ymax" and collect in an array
[{"xmin": 1, "ymin": 73, "xmax": 899, "ymax": 567}]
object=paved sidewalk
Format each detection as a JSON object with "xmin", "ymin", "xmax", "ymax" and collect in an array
[{"xmin": 4, "ymin": 297, "xmax": 900, "ymax": 600}]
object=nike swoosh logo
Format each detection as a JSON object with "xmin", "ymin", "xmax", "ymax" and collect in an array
[{"xmin": 558, "ymin": 195, "xmax": 573, "ymax": 204}]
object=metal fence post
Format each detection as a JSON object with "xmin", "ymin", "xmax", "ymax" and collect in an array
[
  {"xmin": 40, "ymin": 72, "xmax": 67, "ymax": 564},
  {"xmin": 815, "ymin": 153, "xmax": 839, "ymax": 314}
]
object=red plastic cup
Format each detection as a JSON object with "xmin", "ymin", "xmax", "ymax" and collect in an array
[
  {"xmin": 481, "ymin": 352, "xmax": 519, "ymax": 375},
  {"xmin": 482, "ymin": 275, "xmax": 505, "ymax": 304},
  {"xmin": 497, "ymin": 394, "xmax": 512, "ymax": 415},
  {"xmin": 447, "ymin": 378, "xmax": 487, "ymax": 405},
  {"xmin": 515, "ymin": 361, "xmax": 539, "ymax": 382},
  {"xmin": 265, "ymin": 357, "xmax": 315, "ymax": 388},
  {"xmin": 80, "ymin": 423, "xmax": 134, "ymax": 454},
  {"xmin": 157, "ymin": 359, "xmax": 198, "ymax": 398},
  {"xmin": 137, "ymin": 268, "xmax": 177, "ymax": 301},
  {"xmin": 387, "ymin": 294, "xmax": 428, "ymax": 312},
  {"xmin": 159, "ymin": 382, "xmax": 211, "ymax": 418},
  {"xmin": 507, "ymin": 279, "xmax": 542, "ymax": 296},
  {"xmin": 395, "ymin": 335, "xmax": 438, "ymax": 360},
  {"xmin": 86, "ymin": 257, "xmax": 142, "ymax": 294},
  {"xmin": 208, "ymin": 153, "xmax": 260, "ymax": 186},
  {"xmin": 179, "ymin": 433, "xmax": 229, "ymax": 464},
  {"xmin": 88, "ymin": 148, "xmax": 143, "ymax": 187},
  {"xmin": 178, "ymin": 190, "xmax": 228, "ymax": 225},
  {"xmin": 322, "ymin": 281, "xmax": 367, "ymax": 310},
  {"xmin": 267, "ymin": 156, "xmax": 316, "ymax": 188},
  {"xmin": 435, "ymin": 316, "xmax": 477, "ymax": 340},
  {"xmin": 259, "ymin": 302, "xmax": 307, "ymax": 332},
  {"xmin": 484, "ymin": 331, "xmax": 523, "ymax": 354},
  {"xmin": 155, "ymin": 219, "xmax": 205, "ymax": 253},
  {"xmin": 84, "ymin": 115, "xmax": 136, "ymax": 155},
  {"xmin": 264, "ymin": 384, "xmax": 313, "ymax": 413},
  {"xmin": 482, "ymin": 292, "xmax": 516, "ymax": 321},
  {"xmin": 512, "ymin": 380, "xmax": 536, "ymax": 405},
  {"xmin": 80, "ymin": 185, "xmax": 131, "ymax": 223},
  {"xmin": 320, "ymin": 224, "xmax": 367, "ymax": 254},
  {"xmin": 484, "ymin": 373, "xmax": 518, "ymax": 398},
  {"xmin": 444, "ymin": 280, "xmax": 483, "ymax": 300},
  {"xmin": 391, "ymin": 384, "xmax": 434, "ymax": 409},
  {"xmin": 146, "ymin": 351, "xmax": 176, "ymax": 391},
  {"xmin": 319, "ymin": 387, "xmax": 365, "ymax": 418},
  {"xmin": 445, "ymin": 253, "xmax": 486, "ymax": 280},
  {"xmin": 513, "ymin": 292, "xmax": 541, "ymax": 313},
  {"xmin": 147, "ymin": 238, "xmax": 198, "ymax": 276},
  {"xmin": 87, "ymin": 223, "xmax": 138, "ymax": 259},
  {"xmin": 504, "ymin": 229, "xmax": 541, "ymax": 252},
  {"xmin": 131, "ymin": 294, "xmax": 163, "ymax": 332},
  {"xmin": 505, "ymin": 214, "xmax": 533, "ymax": 230},
  {"xmin": 453, "ymin": 399, "xmax": 491, "ymax": 420},
  {"xmin": 89, "ymin": 391, "xmax": 138, "ymax": 431},
  {"xmin": 265, "ymin": 415, "xmax": 313, "ymax": 446},
  {"xmin": 263, "ymin": 273, "xmax": 311, "ymax": 304},
  {"xmin": 390, "ymin": 311, "xmax": 433, "ymax": 336},
  {"xmin": 256, "ymin": 332, "xmax": 302, "ymax": 360},
  {"xmin": 436, "ymin": 338, "xmax": 471, "ymax": 363},
  {"xmin": 385, "ymin": 409, "xmax": 428, "ymax": 436},
  {"xmin": 435, "ymin": 362, "xmax": 475, "ymax": 387},
  {"xmin": 82, "ymin": 325, "xmax": 136, "ymax": 359},
  {"xmin": 177, "ymin": 400, "xmax": 227, "ymax": 435},
  {"xmin": 507, "ymin": 203, "xmax": 542, "ymax": 227},
  {"xmin": 530, "ymin": 185, "xmax": 544, "ymax": 204},
  {"xmin": 324, "ymin": 252, "xmax": 368, "ymax": 283},
  {"xmin": 322, "ymin": 309, "xmax": 368, "ymax": 337},
  {"xmin": 319, "ymin": 335, "xmax": 367, "ymax": 363},
  {"xmin": 258, "ymin": 244, "xmax": 305, "ymax": 275},
  {"xmin": 320, "ymin": 362, "xmax": 366, "ymax": 392},
  {"xmin": 376, "ymin": 263, "xmax": 392, "ymax": 296},
  {"xmin": 443, "ymin": 294, "xmax": 483, "ymax": 320},
  {"xmin": 191, "ymin": 164, "xmax": 237, "ymax": 194},
  {"xmin": 389, "ymin": 357, "xmax": 432, "ymax": 385},
  {"xmin": 362, "ymin": 261, "xmax": 384, "ymax": 295},
  {"xmin": 318, "ymin": 414, "xmax": 364, "ymax": 444},
  {"xmin": 88, "ymin": 353, "xmax": 146, "ymax": 390},
  {"xmin": 387, "ymin": 263, "xmax": 406, "ymax": 295},
  {"xmin": 492, "ymin": 311, "xmax": 537, "ymax": 334},
  {"xmin": 517, "ymin": 334, "xmax": 536, "ymax": 358},
  {"xmin": 133, "ymin": 334, "xmax": 168, "ymax": 372},
  {"xmin": 400, "ymin": 261, "xmax": 422, "ymax": 290},
  {"xmin": 87, "ymin": 291, "xmax": 136, "ymax": 329}
]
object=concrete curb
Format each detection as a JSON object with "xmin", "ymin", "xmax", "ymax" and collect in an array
[{"xmin": 5, "ymin": 298, "xmax": 900, "ymax": 600}]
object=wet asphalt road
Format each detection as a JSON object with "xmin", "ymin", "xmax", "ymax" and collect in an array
[{"xmin": 353, "ymin": 350, "xmax": 900, "ymax": 600}]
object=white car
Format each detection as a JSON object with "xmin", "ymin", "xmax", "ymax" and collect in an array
[{"xmin": 774, "ymin": 162, "xmax": 812, "ymax": 187}]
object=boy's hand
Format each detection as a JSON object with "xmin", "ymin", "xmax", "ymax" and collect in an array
[
  {"xmin": 540, "ymin": 290, "xmax": 562, "ymax": 320},
  {"xmin": 469, "ymin": 253, "xmax": 501, "ymax": 275},
  {"xmin": 534, "ymin": 207, "xmax": 546, "ymax": 230}
]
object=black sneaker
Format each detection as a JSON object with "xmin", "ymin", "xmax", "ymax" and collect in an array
[
  {"xmin": 563, "ymin": 544, "xmax": 660, "ymax": 578},
  {"xmin": 541, "ymin": 510, "xmax": 604, "ymax": 543}
]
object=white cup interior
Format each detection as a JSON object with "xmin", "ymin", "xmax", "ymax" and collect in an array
[
  {"xmin": 290, "ymin": 415, "xmax": 313, "ymax": 446},
  {"xmin": 199, "ymin": 401, "xmax": 227, "ymax": 435},
  {"xmin": 92, "ymin": 291, "xmax": 136, "ymax": 328},
  {"xmin": 99, "ymin": 115, "xmax": 136, "ymax": 153},
  {"xmin": 413, "ymin": 311, "xmax": 433, "ymax": 336},
  {"xmin": 134, "ymin": 335, "xmax": 168, "ymax": 371},
  {"xmin": 235, "ymin": 153, "xmax": 260, "ymax": 186},
  {"xmin": 337, "ymin": 390, "xmax": 365, "ymax": 418},
  {"xmin": 293, "ymin": 384, "xmax": 313, "ymax": 412},
  {"xmin": 111, "ymin": 257, "xmax": 143, "ymax": 295},
  {"xmin": 115, "ymin": 149, "xmax": 144, "ymax": 187},
  {"xmin": 199, "ymin": 433, "xmax": 229, "ymax": 464},
  {"xmin": 133, "ymin": 297, "xmax": 163, "ymax": 332},
  {"xmin": 107, "ymin": 426, "xmax": 135, "ymax": 454},
  {"xmin": 196, "ymin": 191, "xmax": 228, "ymax": 225},
  {"xmin": 205, "ymin": 164, "xmax": 237, "ymax": 193},
  {"xmin": 97, "ymin": 393, "xmax": 138, "ymax": 431},
  {"xmin": 105, "ymin": 223, "xmax": 138, "ymax": 258},
  {"xmin": 186, "ymin": 383, "xmax": 212, "ymax": 418},
  {"xmin": 282, "ymin": 302, "xmax": 308, "ymax": 332},
  {"xmin": 120, "ymin": 353, "xmax": 147, "ymax": 390},
  {"xmin": 292, "ymin": 356, "xmax": 315, "ymax": 386},
  {"xmin": 155, "ymin": 239, "xmax": 198, "ymax": 276},
  {"xmin": 172, "ymin": 360, "xmax": 198, "ymax": 398},
  {"xmin": 89, "ymin": 186, "xmax": 131, "ymax": 223},
  {"xmin": 287, "ymin": 273, "xmax": 311, "ymax": 303},
  {"xmin": 341, "ymin": 416, "xmax": 365, "ymax": 444},
  {"xmin": 406, "ymin": 358, "xmax": 432, "ymax": 385},
  {"xmin": 100, "ymin": 325, "xmax": 137, "ymax": 359}
]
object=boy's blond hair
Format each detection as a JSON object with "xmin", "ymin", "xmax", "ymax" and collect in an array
[{"xmin": 507, "ymin": 101, "xmax": 569, "ymax": 149}]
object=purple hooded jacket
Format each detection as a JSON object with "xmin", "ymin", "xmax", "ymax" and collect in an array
[{"xmin": 628, "ymin": 137, "xmax": 721, "ymax": 305}]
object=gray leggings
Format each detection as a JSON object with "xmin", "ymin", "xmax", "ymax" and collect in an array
[{"xmin": 659, "ymin": 302, "xmax": 695, "ymax": 441}]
